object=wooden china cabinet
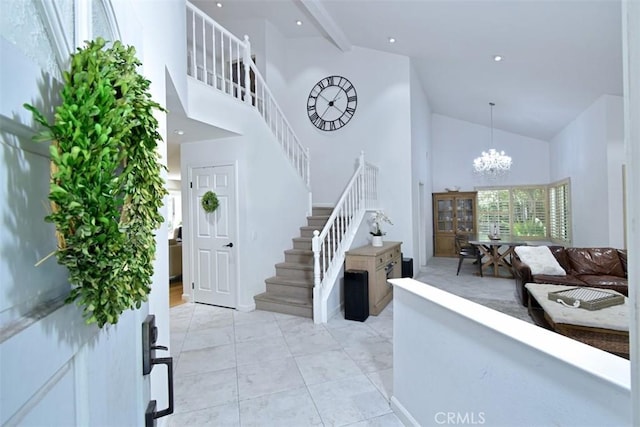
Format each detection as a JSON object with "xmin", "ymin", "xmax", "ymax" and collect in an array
[{"xmin": 432, "ymin": 191, "xmax": 477, "ymax": 257}]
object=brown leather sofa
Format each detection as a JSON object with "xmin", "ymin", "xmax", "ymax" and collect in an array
[{"xmin": 512, "ymin": 246, "xmax": 628, "ymax": 306}]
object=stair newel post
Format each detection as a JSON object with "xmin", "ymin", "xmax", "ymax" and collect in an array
[
  {"xmin": 242, "ymin": 35, "xmax": 252, "ymax": 105},
  {"xmin": 312, "ymin": 230, "xmax": 323, "ymax": 323}
]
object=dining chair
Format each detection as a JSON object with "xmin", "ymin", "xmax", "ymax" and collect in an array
[{"xmin": 455, "ymin": 234, "xmax": 483, "ymax": 277}]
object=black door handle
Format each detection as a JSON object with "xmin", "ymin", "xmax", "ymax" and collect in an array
[
  {"xmin": 224, "ymin": 242, "xmax": 234, "ymax": 248},
  {"xmin": 145, "ymin": 357, "xmax": 174, "ymax": 426}
]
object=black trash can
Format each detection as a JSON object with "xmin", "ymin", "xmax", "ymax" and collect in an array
[
  {"xmin": 344, "ymin": 269, "xmax": 369, "ymax": 321},
  {"xmin": 402, "ymin": 256, "xmax": 413, "ymax": 278}
]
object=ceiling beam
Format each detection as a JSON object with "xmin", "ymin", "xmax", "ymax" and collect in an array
[{"xmin": 298, "ymin": 0, "xmax": 352, "ymax": 52}]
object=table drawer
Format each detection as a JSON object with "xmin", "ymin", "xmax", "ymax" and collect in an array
[{"xmin": 376, "ymin": 247, "xmax": 400, "ymax": 269}]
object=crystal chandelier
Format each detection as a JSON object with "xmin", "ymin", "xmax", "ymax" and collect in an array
[{"xmin": 473, "ymin": 103, "xmax": 512, "ymax": 177}]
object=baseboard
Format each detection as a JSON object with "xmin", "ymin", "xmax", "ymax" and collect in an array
[
  {"xmin": 237, "ymin": 302, "xmax": 256, "ymax": 312},
  {"xmin": 390, "ymin": 395, "xmax": 420, "ymax": 427},
  {"xmin": 312, "ymin": 203, "xmax": 334, "ymax": 208},
  {"xmin": 181, "ymin": 293, "xmax": 191, "ymax": 302}
]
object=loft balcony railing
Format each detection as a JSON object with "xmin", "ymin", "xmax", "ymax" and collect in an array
[{"xmin": 186, "ymin": 2, "xmax": 310, "ymax": 190}]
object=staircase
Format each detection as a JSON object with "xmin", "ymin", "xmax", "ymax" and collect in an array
[
  {"xmin": 184, "ymin": 4, "xmax": 379, "ymax": 322},
  {"xmin": 254, "ymin": 207, "xmax": 333, "ymax": 317}
]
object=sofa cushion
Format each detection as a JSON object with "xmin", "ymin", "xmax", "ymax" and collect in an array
[
  {"xmin": 533, "ymin": 274, "xmax": 585, "ymax": 286},
  {"xmin": 549, "ymin": 246, "xmax": 571, "ymax": 272},
  {"xmin": 566, "ymin": 248, "xmax": 625, "ymax": 277},
  {"xmin": 577, "ymin": 275, "xmax": 628, "ymax": 295},
  {"xmin": 514, "ymin": 246, "xmax": 566, "ymax": 276}
]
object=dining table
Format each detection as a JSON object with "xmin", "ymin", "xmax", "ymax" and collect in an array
[{"xmin": 468, "ymin": 234, "xmax": 528, "ymax": 278}]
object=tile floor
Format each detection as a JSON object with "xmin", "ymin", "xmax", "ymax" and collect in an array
[{"xmin": 168, "ymin": 257, "xmax": 522, "ymax": 426}]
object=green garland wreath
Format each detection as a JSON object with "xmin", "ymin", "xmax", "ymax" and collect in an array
[
  {"xmin": 24, "ymin": 38, "xmax": 167, "ymax": 328},
  {"xmin": 201, "ymin": 191, "xmax": 219, "ymax": 213}
]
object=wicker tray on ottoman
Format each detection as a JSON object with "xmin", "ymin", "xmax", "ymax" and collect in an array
[{"xmin": 547, "ymin": 287, "xmax": 625, "ymax": 311}]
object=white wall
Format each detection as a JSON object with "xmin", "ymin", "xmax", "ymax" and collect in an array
[
  {"xmin": 432, "ymin": 114, "xmax": 550, "ymax": 192},
  {"xmin": 606, "ymin": 96, "xmax": 625, "ymax": 248},
  {"xmin": 181, "ymin": 105, "xmax": 309, "ymax": 310},
  {"xmin": 391, "ymin": 279, "xmax": 631, "ymax": 426},
  {"xmin": 410, "ymin": 63, "xmax": 433, "ymax": 265},
  {"xmin": 550, "ymin": 95, "xmax": 624, "ymax": 247},
  {"xmin": 264, "ymin": 20, "xmax": 288, "ymax": 104}
]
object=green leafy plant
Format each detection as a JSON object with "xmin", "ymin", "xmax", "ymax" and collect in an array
[
  {"xmin": 25, "ymin": 38, "xmax": 167, "ymax": 328},
  {"xmin": 201, "ymin": 191, "xmax": 219, "ymax": 213}
]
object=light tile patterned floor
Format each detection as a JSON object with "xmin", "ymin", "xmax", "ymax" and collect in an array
[
  {"xmin": 168, "ymin": 257, "xmax": 522, "ymax": 426},
  {"xmin": 168, "ymin": 301, "xmax": 399, "ymax": 426}
]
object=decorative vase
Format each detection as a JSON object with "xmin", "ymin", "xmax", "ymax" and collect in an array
[{"xmin": 372, "ymin": 235, "xmax": 383, "ymax": 247}]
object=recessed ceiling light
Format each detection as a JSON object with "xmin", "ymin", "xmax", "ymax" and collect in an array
[
  {"xmin": 388, "ymin": 37, "xmax": 396, "ymax": 44},
  {"xmin": 174, "ymin": 129, "xmax": 184, "ymax": 135},
  {"xmin": 296, "ymin": 20, "xmax": 303, "ymax": 26},
  {"xmin": 493, "ymin": 55, "xmax": 503, "ymax": 62},
  {"xmin": 216, "ymin": 2, "xmax": 222, "ymax": 8}
]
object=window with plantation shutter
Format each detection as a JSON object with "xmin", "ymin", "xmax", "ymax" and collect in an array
[
  {"xmin": 549, "ymin": 179, "xmax": 571, "ymax": 244},
  {"xmin": 477, "ymin": 186, "xmax": 551, "ymax": 239},
  {"xmin": 477, "ymin": 189, "xmax": 510, "ymax": 235},
  {"xmin": 512, "ymin": 187, "xmax": 547, "ymax": 238}
]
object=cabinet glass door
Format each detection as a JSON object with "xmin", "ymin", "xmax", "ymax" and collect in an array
[
  {"xmin": 456, "ymin": 197, "xmax": 474, "ymax": 233},
  {"xmin": 437, "ymin": 199, "xmax": 454, "ymax": 232}
]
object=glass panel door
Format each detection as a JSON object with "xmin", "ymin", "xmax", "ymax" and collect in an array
[
  {"xmin": 456, "ymin": 197, "xmax": 474, "ymax": 233},
  {"xmin": 437, "ymin": 199, "xmax": 453, "ymax": 232}
]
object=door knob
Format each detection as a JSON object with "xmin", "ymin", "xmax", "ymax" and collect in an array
[{"xmin": 224, "ymin": 242, "xmax": 234, "ymax": 248}]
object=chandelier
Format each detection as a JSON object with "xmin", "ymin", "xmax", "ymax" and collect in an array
[{"xmin": 473, "ymin": 103, "xmax": 512, "ymax": 177}]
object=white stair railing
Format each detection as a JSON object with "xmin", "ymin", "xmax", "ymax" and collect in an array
[
  {"xmin": 186, "ymin": 2, "xmax": 310, "ymax": 190},
  {"xmin": 312, "ymin": 152, "xmax": 379, "ymax": 323}
]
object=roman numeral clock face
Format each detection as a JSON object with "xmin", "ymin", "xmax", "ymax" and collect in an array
[{"xmin": 307, "ymin": 75, "xmax": 357, "ymax": 131}]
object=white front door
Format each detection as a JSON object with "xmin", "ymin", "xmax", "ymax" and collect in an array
[{"xmin": 191, "ymin": 164, "xmax": 237, "ymax": 308}]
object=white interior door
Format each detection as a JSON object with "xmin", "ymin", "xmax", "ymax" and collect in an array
[{"xmin": 191, "ymin": 164, "xmax": 237, "ymax": 308}]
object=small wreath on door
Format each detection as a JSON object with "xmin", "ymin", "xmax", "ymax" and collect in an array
[{"xmin": 201, "ymin": 191, "xmax": 219, "ymax": 213}]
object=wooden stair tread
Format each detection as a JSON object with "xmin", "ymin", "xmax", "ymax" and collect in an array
[
  {"xmin": 254, "ymin": 292, "xmax": 312, "ymax": 307},
  {"xmin": 307, "ymin": 215, "xmax": 330, "ymax": 220},
  {"xmin": 275, "ymin": 262, "xmax": 313, "ymax": 270},
  {"xmin": 265, "ymin": 276, "xmax": 313, "ymax": 286},
  {"xmin": 284, "ymin": 248, "xmax": 313, "ymax": 255}
]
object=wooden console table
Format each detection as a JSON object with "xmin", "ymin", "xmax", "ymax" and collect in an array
[{"xmin": 345, "ymin": 241, "xmax": 402, "ymax": 315}]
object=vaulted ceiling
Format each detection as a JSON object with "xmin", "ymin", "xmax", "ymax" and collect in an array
[{"xmin": 195, "ymin": 0, "xmax": 623, "ymax": 141}]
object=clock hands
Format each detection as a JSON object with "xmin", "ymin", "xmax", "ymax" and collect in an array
[
  {"xmin": 317, "ymin": 92, "xmax": 333, "ymax": 104},
  {"xmin": 320, "ymin": 104, "xmax": 332, "ymax": 119},
  {"xmin": 331, "ymin": 104, "xmax": 345, "ymax": 115},
  {"xmin": 318, "ymin": 88, "xmax": 345, "ymax": 118}
]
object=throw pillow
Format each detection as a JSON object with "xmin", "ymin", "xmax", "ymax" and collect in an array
[{"xmin": 514, "ymin": 246, "xmax": 566, "ymax": 276}]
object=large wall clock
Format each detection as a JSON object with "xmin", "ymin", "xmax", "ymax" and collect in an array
[{"xmin": 307, "ymin": 75, "xmax": 357, "ymax": 131}]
